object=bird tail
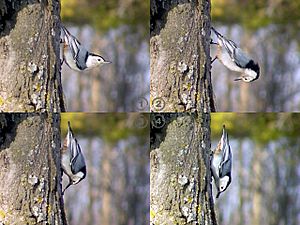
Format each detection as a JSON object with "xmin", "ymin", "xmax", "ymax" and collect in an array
[
  {"xmin": 222, "ymin": 124, "xmax": 226, "ymax": 135},
  {"xmin": 67, "ymin": 121, "xmax": 75, "ymax": 143},
  {"xmin": 211, "ymin": 26, "xmax": 223, "ymax": 39},
  {"xmin": 61, "ymin": 25, "xmax": 72, "ymax": 45},
  {"xmin": 61, "ymin": 25, "xmax": 70, "ymax": 37}
]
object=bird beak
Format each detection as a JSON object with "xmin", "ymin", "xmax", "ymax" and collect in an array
[
  {"xmin": 216, "ymin": 192, "xmax": 220, "ymax": 198},
  {"xmin": 104, "ymin": 61, "xmax": 112, "ymax": 64},
  {"xmin": 234, "ymin": 77, "xmax": 242, "ymax": 81}
]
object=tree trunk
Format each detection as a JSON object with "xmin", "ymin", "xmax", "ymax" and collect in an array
[
  {"xmin": 0, "ymin": 113, "xmax": 67, "ymax": 224},
  {"xmin": 0, "ymin": 0, "xmax": 64, "ymax": 112},
  {"xmin": 150, "ymin": 113, "xmax": 217, "ymax": 225},
  {"xmin": 150, "ymin": 0, "xmax": 215, "ymax": 112}
]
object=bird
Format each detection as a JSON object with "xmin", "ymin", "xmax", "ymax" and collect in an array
[
  {"xmin": 60, "ymin": 25, "xmax": 111, "ymax": 71},
  {"xmin": 211, "ymin": 27, "xmax": 260, "ymax": 82},
  {"xmin": 211, "ymin": 125, "xmax": 232, "ymax": 198},
  {"xmin": 61, "ymin": 121, "xmax": 87, "ymax": 194}
]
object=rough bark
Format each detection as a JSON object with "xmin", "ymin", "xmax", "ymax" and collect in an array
[
  {"xmin": 0, "ymin": 0, "xmax": 64, "ymax": 112},
  {"xmin": 0, "ymin": 113, "xmax": 67, "ymax": 225},
  {"xmin": 150, "ymin": 113, "xmax": 217, "ymax": 225},
  {"xmin": 150, "ymin": 0, "xmax": 215, "ymax": 112}
]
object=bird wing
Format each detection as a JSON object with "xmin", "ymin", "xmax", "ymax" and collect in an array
[
  {"xmin": 69, "ymin": 36, "xmax": 81, "ymax": 60},
  {"xmin": 70, "ymin": 139, "xmax": 86, "ymax": 174},
  {"xmin": 219, "ymin": 143, "xmax": 232, "ymax": 178},
  {"xmin": 220, "ymin": 35, "xmax": 251, "ymax": 69},
  {"xmin": 61, "ymin": 25, "xmax": 89, "ymax": 70},
  {"xmin": 61, "ymin": 26, "xmax": 82, "ymax": 60},
  {"xmin": 75, "ymin": 48, "xmax": 88, "ymax": 70},
  {"xmin": 221, "ymin": 38, "xmax": 237, "ymax": 59},
  {"xmin": 232, "ymin": 48, "xmax": 251, "ymax": 68}
]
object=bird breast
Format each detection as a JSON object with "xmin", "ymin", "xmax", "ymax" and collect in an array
[
  {"xmin": 212, "ymin": 154, "xmax": 222, "ymax": 176},
  {"xmin": 217, "ymin": 48, "xmax": 244, "ymax": 73},
  {"xmin": 62, "ymin": 153, "xmax": 72, "ymax": 175}
]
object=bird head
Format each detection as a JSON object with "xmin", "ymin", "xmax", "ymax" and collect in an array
[
  {"xmin": 87, "ymin": 53, "xmax": 111, "ymax": 68},
  {"xmin": 234, "ymin": 60, "xmax": 260, "ymax": 82},
  {"xmin": 72, "ymin": 167, "xmax": 87, "ymax": 185},
  {"xmin": 216, "ymin": 175, "xmax": 231, "ymax": 198}
]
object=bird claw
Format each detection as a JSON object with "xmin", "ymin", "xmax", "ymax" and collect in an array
[
  {"xmin": 211, "ymin": 56, "xmax": 217, "ymax": 64},
  {"xmin": 234, "ymin": 77, "xmax": 242, "ymax": 81},
  {"xmin": 210, "ymin": 39, "xmax": 218, "ymax": 45}
]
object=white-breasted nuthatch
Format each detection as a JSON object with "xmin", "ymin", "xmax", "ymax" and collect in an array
[
  {"xmin": 60, "ymin": 25, "xmax": 111, "ymax": 71},
  {"xmin": 211, "ymin": 27, "xmax": 260, "ymax": 82},
  {"xmin": 211, "ymin": 125, "xmax": 232, "ymax": 198},
  {"xmin": 61, "ymin": 121, "xmax": 87, "ymax": 193}
]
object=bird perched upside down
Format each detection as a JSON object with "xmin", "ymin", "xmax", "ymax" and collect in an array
[
  {"xmin": 211, "ymin": 27, "xmax": 260, "ymax": 82},
  {"xmin": 211, "ymin": 125, "xmax": 232, "ymax": 198},
  {"xmin": 60, "ymin": 25, "xmax": 111, "ymax": 71},
  {"xmin": 61, "ymin": 121, "xmax": 87, "ymax": 194}
]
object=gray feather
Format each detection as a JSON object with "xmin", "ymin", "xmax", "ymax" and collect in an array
[
  {"xmin": 233, "ymin": 48, "xmax": 251, "ymax": 68},
  {"xmin": 75, "ymin": 48, "xmax": 88, "ymax": 70},
  {"xmin": 70, "ymin": 139, "xmax": 85, "ymax": 174},
  {"xmin": 219, "ymin": 145, "xmax": 232, "ymax": 177},
  {"xmin": 219, "ymin": 126, "xmax": 232, "ymax": 177}
]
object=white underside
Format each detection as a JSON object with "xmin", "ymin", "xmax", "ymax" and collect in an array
[
  {"xmin": 62, "ymin": 153, "xmax": 72, "ymax": 178},
  {"xmin": 218, "ymin": 50, "xmax": 243, "ymax": 73},
  {"xmin": 64, "ymin": 50, "xmax": 82, "ymax": 71},
  {"xmin": 212, "ymin": 154, "xmax": 222, "ymax": 177}
]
